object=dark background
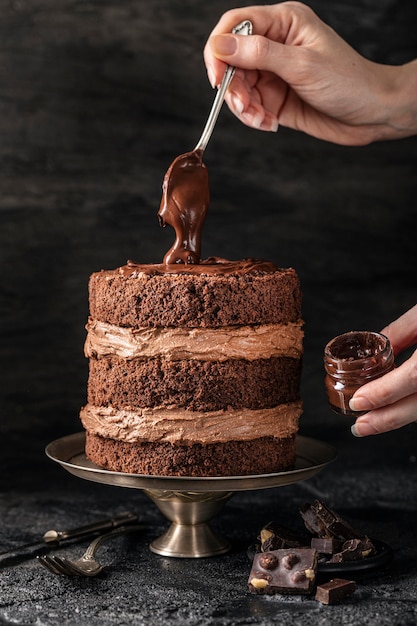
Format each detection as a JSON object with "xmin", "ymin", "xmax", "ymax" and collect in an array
[
  {"xmin": 0, "ymin": 0, "xmax": 416, "ymax": 484},
  {"xmin": 1, "ymin": 2, "xmax": 417, "ymax": 624}
]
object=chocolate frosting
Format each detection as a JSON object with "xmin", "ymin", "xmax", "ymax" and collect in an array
[
  {"xmin": 158, "ymin": 149, "xmax": 209, "ymax": 264},
  {"xmin": 120, "ymin": 256, "xmax": 278, "ymax": 277},
  {"xmin": 80, "ymin": 401, "xmax": 302, "ymax": 445},
  {"xmin": 84, "ymin": 318, "xmax": 304, "ymax": 362}
]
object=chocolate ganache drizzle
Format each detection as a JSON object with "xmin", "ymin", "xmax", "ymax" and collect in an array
[
  {"xmin": 158, "ymin": 149, "xmax": 209, "ymax": 265},
  {"xmin": 121, "ymin": 146, "xmax": 278, "ymax": 277}
]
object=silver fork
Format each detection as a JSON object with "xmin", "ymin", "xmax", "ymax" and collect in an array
[{"xmin": 37, "ymin": 525, "xmax": 143, "ymax": 577}]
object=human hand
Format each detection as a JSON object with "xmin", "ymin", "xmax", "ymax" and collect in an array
[
  {"xmin": 204, "ymin": 2, "xmax": 417, "ymax": 145},
  {"xmin": 350, "ymin": 304, "xmax": 417, "ymax": 436}
]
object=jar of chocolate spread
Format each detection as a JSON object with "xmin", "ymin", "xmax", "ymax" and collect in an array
[{"xmin": 324, "ymin": 331, "xmax": 395, "ymax": 416}]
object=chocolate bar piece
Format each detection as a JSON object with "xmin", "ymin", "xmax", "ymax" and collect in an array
[
  {"xmin": 330, "ymin": 536, "xmax": 376, "ymax": 563},
  {"xmin": 259, "ymin": 522, "xmax": 308, "ymax": 552},
  {"xmin": 248, "ymin": 548, "xmax": 318, "ymax": 595},
  {"xmin": 315, "ymin": 578, "xmax": 356, "ymax": 604},
  {"xmin": 300, "ymin": 500, "xmax": 359, "ymax": 541},
  {"xmin": 311, "ymin": 537, "xmax": 342, "ymax": 555}
]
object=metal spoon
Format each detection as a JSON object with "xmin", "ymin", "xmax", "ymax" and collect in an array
[{"xmin": 194, "ymin": 19, "xmax": 253, "ymax": 152}]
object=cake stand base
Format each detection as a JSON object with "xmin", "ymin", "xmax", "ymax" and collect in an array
[
  {"xmin": 45, "ymin": 432, "xmax": 336, "ymax": 558},
  {"xmin": 144, "ymin": 489, "xmax": 233, "ymax": 557}
]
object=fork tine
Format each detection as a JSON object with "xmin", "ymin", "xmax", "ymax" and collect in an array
[
  {"xmin": 52, "ymin": 556, "xmax": 85, "ymax": 577},
  {"xmin": 46, "ymin": 555, "xmax": 76, "ymax": 576},
  {"xmin": 58, "ymin": 557, "xmax": 103, "ymax": 577},
  {"xmin": 37, "ymin": 555, "xmax": 68, "ymax": 576}
]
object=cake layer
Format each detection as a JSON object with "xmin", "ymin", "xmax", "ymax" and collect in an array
[
  {"xmin": 80, "ymin": 401, "xmax": 302, "ymax": 445},
  {"xmin": 85, "ymin": 431, "xmax": 297, "ymax": 476},
  {"xmin": 85, "ymin": 319, "xmax": 304, "ymax": 362},
  {"xmin": 88, "ymin": 265, "xmax": 301, "ymax": 328},
  {"xmin": 87, "ymin": 356, "xmax": 302, "ymax": 411}
]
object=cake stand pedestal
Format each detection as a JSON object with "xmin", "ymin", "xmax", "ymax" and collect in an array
[
  {"xmin": 144, "ymin": 489, "xmax": 234, "ymax": 557},
  {"xmin": 45, "ymin": 432, "xmax": 336, "ymax": 558}
]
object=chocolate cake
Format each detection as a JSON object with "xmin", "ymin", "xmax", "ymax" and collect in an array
[
  {"xmin": 80, "ymin": 257, "xmax": 303, "ymax": 476},
  {"xmin": 80, "ymin": 148, "xmax": 303, "ymax": 476}
]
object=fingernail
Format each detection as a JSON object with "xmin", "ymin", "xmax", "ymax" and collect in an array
[
  {"xmin": 231, "ymin": 94, "xmax": 244, "ymax": 115},
  {"xmin": 270, "ymin": 118, "xmax": 279, "ymax": 133},
  {"xmin": 211, "ymin": 34, "xmax": 237, "ymax": 56},
  {"xmin": 352, "ymin": 419, "xmax": 380, "ymax": 437},
  {"xmin": 251, "ymin": 112, "xmax": 264, "ymax": 129},
  {"xmin": 349, "ymin": 396, "xmax": 369, "ymax": 412},
  {"xmin": 349, "ymin": 398, "xmax": 358, "ymax": 412},
  {"xmin": 242, "ymin": 109, "xmax": 264, "ymax": 129},
  {"xmin": 207, "ymin": 66, "xmax": 217, "ymax": 89}
]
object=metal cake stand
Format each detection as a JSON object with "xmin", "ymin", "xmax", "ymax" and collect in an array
[{"xmin": 45, "ymin": 432, "xmax": 336, "ymax": 559}]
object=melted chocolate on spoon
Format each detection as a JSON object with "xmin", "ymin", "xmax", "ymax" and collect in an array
[{"xmin": 158, "ymin": 149, "xmax": 209, "ymax": 265}]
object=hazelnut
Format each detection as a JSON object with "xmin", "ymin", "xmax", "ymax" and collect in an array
[
  {"xmin": 259, "ymin": 553, "xmax": 279, "ymax": 570},
  {"xmin": 305, "ymin": 568, "xmax": 316, "ymax": 581},
  {"xmin": 260, "ymin": 528, "xmax": 274, "ymax": 545},
  {"xmin": 291, "ymin": 570, "xmax": 306, "ymax": 583},
  {"xmin": 282, "ymin": 553, "xmax": 300, "ymax": 570},
  {"xmin": 250, "ymin": 577, "xmax": 269, "ymax": 590}
]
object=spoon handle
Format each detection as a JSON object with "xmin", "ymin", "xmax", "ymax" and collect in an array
[{"xmin": 194, "ymin": 19, "xmax": 253, "ymax": 152}]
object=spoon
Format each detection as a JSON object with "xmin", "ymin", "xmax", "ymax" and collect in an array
[
  {"xmin": 157, "ymin": 19, "xmax": 252, "ymax": 265},
  {"xmin": 194, "ymin": 19, "xmax": 253, "ymax": 152}
]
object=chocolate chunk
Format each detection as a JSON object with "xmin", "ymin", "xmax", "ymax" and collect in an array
[
  {"xmin": 300, "ymin": 500, "xmax": 360, "ymax": 541},
  {"xmin": 299, "ymin": 503, "xmax": 325, "ymax": 536},
  {"xmin": 315, "ymin": 578, "xmax": 356, "ymax": 604},
  {"xmin": 258, "ymin": 552, "xmax": 279, "ymax": 570},
  {"xmin": 330, "ymin": 536, "xmax": 376, "ymax": 563},
  {"xmin": 259, "ymin": 522, "xmax": 308, "ymax": 552},
  {"xmin": 248, "ymin": 548, "xmax": 318, "ymax": 595},
  {"xmin": 311, "ymin": 537, "xmax": 342, "ymax": 555}
]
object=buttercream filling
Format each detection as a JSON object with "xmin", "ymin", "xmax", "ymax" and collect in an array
[
  {"xmin": 80, "ymin": 401, "xmax": 302, "ymax": 445},
  {"xmin": 85, "ymin": 318, "xmax": 304, "ymax": 362}
]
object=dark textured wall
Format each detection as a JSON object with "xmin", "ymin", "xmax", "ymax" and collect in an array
[{"xmin": 1, "ymin": 0, "xmax": 416, "ymax": 478}]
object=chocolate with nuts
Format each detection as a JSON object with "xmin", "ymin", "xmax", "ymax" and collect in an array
[
  {"xmin": 248, "ymin": 548, "xmax": 318, "ymax": 595},
  {"xmin": 299, "ymin": 499, "xmax": 377, "ymax": 563},
  {"xmin": 330, "ymin": 537, "xmax": 376, "ymax": 563},
  {"xmin": 300, "ymin": 500, "xmax": 363, "ymax": 541},
  {"xmin": 259, "ymin": 522, "xmax": 309, "ymax": 552}
]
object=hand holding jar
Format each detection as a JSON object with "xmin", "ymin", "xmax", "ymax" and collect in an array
[
  {"xmin": 324, "ymin": 331, "xmax": 395, "ymax": 418},
  {"xmin": 325, "ymin": 304, "xmax": 417, "ymax": 437},
  {"xmin": 349, "ymin": 304, "xmax": 417, "ymax": 437}
]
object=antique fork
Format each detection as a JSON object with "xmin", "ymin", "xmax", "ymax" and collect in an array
[{"xmin": 37, "ymin": 524, "xmax": 143, "ymax": 577}]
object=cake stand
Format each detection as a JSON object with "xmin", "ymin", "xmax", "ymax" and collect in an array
[{"xmin": 45, "ymin": 432, "xmax": 336, "ymax": 559}]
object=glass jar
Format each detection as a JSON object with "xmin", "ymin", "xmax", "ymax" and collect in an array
[{"xmin": 324, "ymin": 331, "xmax": 395, "ymax": 416}]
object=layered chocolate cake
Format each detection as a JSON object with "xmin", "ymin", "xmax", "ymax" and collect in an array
[
  {"xmin": 80, "ymin": 149, "xmax": 304, "ymax": 476},
  {"xmin": 81, "ymin": 258, "xmax": 303, "ymax": 476}
]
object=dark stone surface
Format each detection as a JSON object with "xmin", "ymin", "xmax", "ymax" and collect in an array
[{"xmin": 1, "ymin": 0, "xmax": 417, "ymax": 624}]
